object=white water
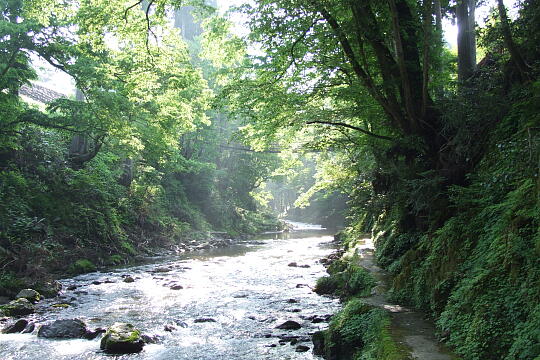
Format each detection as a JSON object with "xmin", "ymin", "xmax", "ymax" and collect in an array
[{"xmin": 0, "ymin": 228, "xmax": 339, "ymax": 359}]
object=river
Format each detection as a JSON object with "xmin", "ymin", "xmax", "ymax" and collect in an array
[{"xmin": 0, "ymin": 223, "xmax": 340, "ymax": 359}]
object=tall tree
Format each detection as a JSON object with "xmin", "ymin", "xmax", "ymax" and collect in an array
[{"xmin": 456, "ymin": 0, "xmax": 477, "ymax": 82}]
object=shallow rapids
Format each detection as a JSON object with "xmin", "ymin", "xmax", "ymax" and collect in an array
[{"xmin": 0, "ymin": 226, "xmax": 340, "ymax": 359}]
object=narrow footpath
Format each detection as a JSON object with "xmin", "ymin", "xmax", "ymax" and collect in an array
[{"xmin": 354, "ymin": 238, "xmax": 459, "ymax": 360}]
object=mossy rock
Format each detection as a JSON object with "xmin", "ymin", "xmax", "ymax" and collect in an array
[
  {"xmin": 16, "ymin": 289, "xmax": 41, "ymax": 303},
  {"xmin": 100, "ymin": 323, "xmax": 144, "ymax": 354},
  {"xmin": 0, "ymin": 298, "xmax": 35, "ymax": 316},
  {"xmin": 51, "ymin": 303, "xmax": 70, "ymax": 309},
  {"xmin": 33, "ymin": 280, "xmax": 62, "ymax": 298}
]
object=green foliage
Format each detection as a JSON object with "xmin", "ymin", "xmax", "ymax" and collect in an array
[
  {"xmin": 107, "ymin": 254, "xmax": 124, "ymax": 265},
  {"xmin": 0, "ymin": 0, "xmax": 282, "ymax": 285},
  {"xmin": 321, "ymin": 299, "xmax": 374, "ymax": 359},
  {"xmin": 0, "ymin": 271, "xmax": 26, "ymax": 297},
  {"xmin": 354, "ymin": 310, "xmax": 412, "ymax": 360},
  {"xmin": 69, "ymin": 259, "xmax": 97, "ymax": 274},
  {"xmin": 315, "ymin": 276, "xmax": 340, "ymax": 295},
  {"xmin": 120, "ymin": 241, "xmax": 136, "ymax": 256},
  {"xmin": 315, "ymin": 257, "xmax": 375, "ymax": 300}
]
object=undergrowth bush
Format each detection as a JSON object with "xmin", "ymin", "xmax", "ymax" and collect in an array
[
  {"xmin": 316, "ymin": 298, "xmax": 409, "ymax": 360},
  {"xmin": 315, "ymin": 258, "xmax": 375, "ymax": 299},
  {"xmin": 69, "ymin": 259, "xmax": 97, "ymax": 274}
]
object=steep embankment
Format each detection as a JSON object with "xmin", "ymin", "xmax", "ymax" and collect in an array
[{"xmin": 371, "ymin": 86, "xmax": 540, "ymax": 360}]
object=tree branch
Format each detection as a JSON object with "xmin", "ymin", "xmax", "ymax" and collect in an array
[
  {"xmin": 0, "ymin": 47, "xmax": 21, "ymax": 79},
  {"xmin": 124, "ymin": 0, "xmax": 144, "ymax": 22},
  {"xmin": 306, "ymin": 120, "xmax": 394, "ymax": 141},
  {"xmin": 145, "ymin": 0, "xmax": 158, "ymax": 53},
  {"xmin": 309, "ymin": 0, "xmax": 402, "ymax": 127}
]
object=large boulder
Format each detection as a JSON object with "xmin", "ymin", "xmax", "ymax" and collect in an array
[
  {"xmin": 36, "ymin": 280, "xmax": 62, "ymax": 298},
  {"xmin": 0, "ymin": 298, "xmax": 35, "ymax": 316},
  {"xmin": 16, "ymin": 289, "xmax": 41, "ymax": 303},
  {"xmin": 275, "ymin": 320, "xmax": 302, "ymax": 330},
  {"xmin": 38, "ymin": 319, "xmax": 88, "ymax": 339},
  {"xmin": 2, "ymin": 319, "xmax": 28, "ymax": 333},
  {"xmin": 100, "ymin": 323, "xmax": 144, "ymax": 354}
]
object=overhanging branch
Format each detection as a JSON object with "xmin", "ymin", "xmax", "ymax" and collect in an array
[{"xmin": 306, "ymin": 120, "xmax": 394, "ymax": 141}]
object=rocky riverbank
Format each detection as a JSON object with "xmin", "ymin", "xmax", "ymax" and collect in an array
[{"xmin": 1, "ymin": 228, "xmax": 340, "ymax": 359}]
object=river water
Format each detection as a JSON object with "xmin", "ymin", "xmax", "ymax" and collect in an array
[{"xmin": 0, "ymin": 223, "xmax": 340, "ymax": 359}]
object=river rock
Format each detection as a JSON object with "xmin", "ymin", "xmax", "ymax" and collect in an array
[
  {"xmin": 287, "ymin": 298, "xmax": 299, "ymax": 303},
  {"xmin": 288, "ymin": 262, "xmax": 298, "ymax": 267},
  {"xmin": 174, "ymin": 320, "xmax": 188, "ymax": 328},
  {"xmin": 1, "ymin": 298, "xmax": 35, "ymax": 316},
  {"xmin": 276, "ymin": 320, "xmax": 301, "ymax": 330},
  {"xmin": 2, "ymin": 319, "xmax": 28, "ymax": 333},
  {"xmin": 153, "ymin": 267, "xmax": 171, "ymax": 273},
  {"xmin": 196, "ymin": 243, "xmax": 211, "ymax": 250},
  {"xmin": 67, "ymin": 285, "xmax": 78, "ymax": 291},
  {"xmin": 279, "ymin": 335, "xmax": 299, "ymax": 343},
  {"xmin": 38, "ymin": 319, "xmax": 88, "ymax": 338},
  {"xmin": 141, "ymin": 334, "xmax": 160, "ymax": 344},
  {"xmin": 194, "ymin": 318, "xmax": 216, "ymax": 323},
  {"xmin": 100, "ymin": 323, "xmax": 144, "ymax": 354},
  {"xmin": 296, "ymin": 344, "xmax": 310, "ymax": 352},
  {"xmin": 37, "ymin": 280, "xmax": 62, "ymax": 298},
  {"xmin": 22, "ymin": 322, "xmax": 35, "ymax": 333},
  {"xmin": 164, "ymin": 324, "xmax": 175, "ymax": 332},
  {"xmin": 312, "ymin": 331, "xmax": 325, "ymax": 355},
  {"xmin": 16, "ymin": 289, "xmax": 41, "ymax": 303},
  {"xmin": 170, "ymin": 284, "xmax": 183, "ymax": 290},
  {"xmin": 123, "ymin": 276, "xmax": 135, "ymax": 283}
]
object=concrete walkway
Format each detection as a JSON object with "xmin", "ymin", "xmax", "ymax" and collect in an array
[{"xmin": 354, "ymin": 238, "xmax": 458, "ymax": 360}]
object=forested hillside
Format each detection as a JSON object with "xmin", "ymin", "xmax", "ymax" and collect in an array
[{"xmin": 0, "ymin": 0, "xmax": 283, "ymax": 294}]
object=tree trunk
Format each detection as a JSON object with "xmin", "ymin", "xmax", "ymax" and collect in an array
[
  {"xmin": 434, "ymin": 0, "xmax": 442, "ymax": 35},
  {"xmin": 497, "ymin": 0, "xmax": 530, "ymax": 81},
  {"xmin": 456, "ymin": 0, "xmax": 476, "ymax": 82}
]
